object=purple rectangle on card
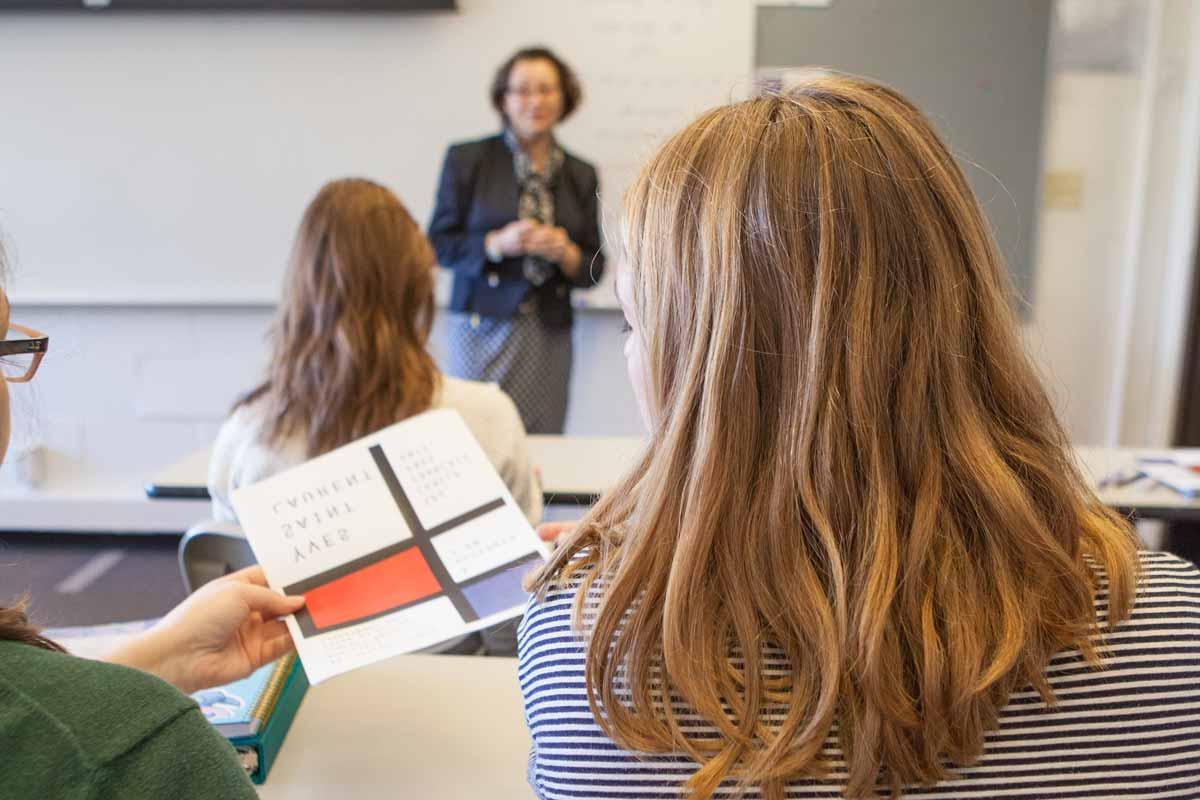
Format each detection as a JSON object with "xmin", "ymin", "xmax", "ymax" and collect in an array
[{"xmin": 461, "ymin": 554, "xmax": 543, "ymax": 618}]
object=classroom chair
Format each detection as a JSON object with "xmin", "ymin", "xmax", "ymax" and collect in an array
[{"xmin": 178, "ymin": 520, "xmax": 256, "ymax": 593}]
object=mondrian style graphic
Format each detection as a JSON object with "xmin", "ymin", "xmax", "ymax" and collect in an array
[
  {"xmin": 284, "ymin": 444, "xmax": 541, "ymax": 638},
  {"xmin": 234, "ymin": 409, "xmax": 547, "ymax": 684}
]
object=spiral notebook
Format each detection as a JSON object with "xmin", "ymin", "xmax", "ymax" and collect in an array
[
  {"xmin": 193, "ymin": 654, "xmax": 299, "ymax": 736},
  {"xmin": 195, "ymin": 654, "xmax": 309, "ymax": 784}
]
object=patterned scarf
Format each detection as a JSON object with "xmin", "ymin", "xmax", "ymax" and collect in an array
[{"xmin": 504, "ymin": 129, "xmax": 565, "ymax": 287}]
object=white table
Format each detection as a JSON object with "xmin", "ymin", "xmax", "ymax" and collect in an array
[
  {"xmin": 1077, "ymin": 447, "xmax": 1200, "ymax": 521},
  {"xmin": 146, "ymin": 447, "xmax": 214, "ymax": 499},
  {"xmin": 528, "ymin": 434, "xmax": 643, "ymax": 504},
  {"xmin": 257, "ymin": 654, "xmax": 530, "ymax": 800},
  {"xmin": 148, "ymin": 442, "xmax": 1200, "ymax": 522},
  {"xmin": 146, "ymin": 435, "xmax": 645, "ymax": 506}
]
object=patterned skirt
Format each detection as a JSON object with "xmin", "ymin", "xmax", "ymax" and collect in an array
[{"xmin": 445, "ymin": 307, "xmax": 573, "ymax": 435}]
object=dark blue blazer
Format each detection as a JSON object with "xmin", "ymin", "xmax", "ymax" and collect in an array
[{"xmin": 428, "ymin": 134, "xmax": 605, "ymax": 328}]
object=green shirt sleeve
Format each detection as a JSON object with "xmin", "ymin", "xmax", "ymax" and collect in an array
[{"xmin": 88, "ymin": 706, "xmax": 258, "ymax": 800}]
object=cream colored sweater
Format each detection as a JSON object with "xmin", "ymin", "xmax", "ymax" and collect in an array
[{"xmin": 207, "ymin": 375, "xmax": 543, "ymax": 526}]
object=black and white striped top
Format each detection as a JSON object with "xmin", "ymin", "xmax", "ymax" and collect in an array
[{"xmin": 517, "ymin": 550, "xmax": 1200, "ymax": 799}]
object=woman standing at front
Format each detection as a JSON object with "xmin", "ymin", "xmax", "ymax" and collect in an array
[{"xmin": 429, "ymin": 46, "xmax": 605, "ymax": 435}]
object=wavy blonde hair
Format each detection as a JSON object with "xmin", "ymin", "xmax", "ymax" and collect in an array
[
  {"xmin": 528, "ymin": 75, "xmax": 1140, "ymax": 797},
  {"xmin": 241, "ymin": 178, "xmax": 439, "ymax": 456}
]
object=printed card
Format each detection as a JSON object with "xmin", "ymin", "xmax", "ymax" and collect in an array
[{"xmin": 232, "ymin": 409, "xmax": 548, "ymax": 684}]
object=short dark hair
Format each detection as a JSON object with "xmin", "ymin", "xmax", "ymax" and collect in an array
[{"xmin": 490, "ymin": 46, "xmax": 582, "ymax": 125}]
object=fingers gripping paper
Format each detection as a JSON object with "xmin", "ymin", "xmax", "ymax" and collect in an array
[{"xmin": 231, "ymin": 409, "xmax": 548, "ymax": 684}]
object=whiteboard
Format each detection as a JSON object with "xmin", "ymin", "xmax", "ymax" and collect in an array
[{"xmin": 0, "ymin": 0, "xmax": 754, "ymax": 306}]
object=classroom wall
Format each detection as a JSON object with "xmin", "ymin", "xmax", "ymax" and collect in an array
[
  {"xmin": 755, "ymin": 0, "xmax": 1052, "ymax": 305},
  {"xmin": 1111, "ymin": 0, "xmax": 1200, "ymax": 446},
  {"xmin": 2, "ymin": 0, "xmax": 1199, "ymax": 529},
  {"xmin": 1026, "ymin": 71, "xmax": 1143, "ymax": 442},
  {"xmin": 1028, "ymin": 0, "xmax": 1200, "ymax": 446}
]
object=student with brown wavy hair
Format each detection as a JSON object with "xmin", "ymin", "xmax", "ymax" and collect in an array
[
  {"xmin": 518, "ymin": 75, "xmax": 1200, "ymax": 798},
  {"xmin": 209, "ymin": 177, "xmax": 541, "ymax": 527}
]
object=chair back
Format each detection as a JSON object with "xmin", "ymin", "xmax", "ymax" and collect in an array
[{"xmin": 178, "ymin": 521, "xmax": 256, "ymax": 593}]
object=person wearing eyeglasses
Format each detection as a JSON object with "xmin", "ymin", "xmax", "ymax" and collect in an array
[
  {"xmin": 428, "ymin": 46, "xmax": 605, "ymax": 435},
  {"xmin": 0, "ymin": 322, "xmax": 47, "ymax": 384},
  {"xmin": 0, "ymin": 251, "xmax": 305, "ymax": 797}
]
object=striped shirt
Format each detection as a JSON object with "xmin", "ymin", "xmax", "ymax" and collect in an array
[{"xmin": 517, "ymin": 550, "xmax": 1200, "ymax": 799}]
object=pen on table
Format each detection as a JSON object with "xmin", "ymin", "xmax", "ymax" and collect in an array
[{"xmin": 1097, "ymin": 467, "xmax": 1146, "ymax": 490}]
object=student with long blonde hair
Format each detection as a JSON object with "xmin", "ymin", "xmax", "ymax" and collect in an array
[{"xmin": 518, "ymin": 76, "xmax": 1200, "ymax": 798}]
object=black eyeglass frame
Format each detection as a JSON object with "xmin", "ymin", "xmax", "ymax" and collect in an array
[{"xmin": 0, "ymin": 322, "xmax": 48, "ymax": 383}]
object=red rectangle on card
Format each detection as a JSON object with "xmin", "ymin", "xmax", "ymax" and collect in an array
[{"xmin": 303, "ymin": 548, "xmax": 441, "ymax": 630}]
